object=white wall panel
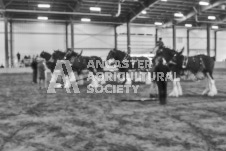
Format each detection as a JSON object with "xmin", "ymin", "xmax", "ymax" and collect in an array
[
  {"xmin": 0, "ymin": 21, "xmax": 5, "ymax": 66},
  {"xmin": 118, "ymin": 25, "xmax": 155, "ymax": 54},
  {"xmin": 189, "ymin": 29, "xmax": 215, "ymax": 56},
  {"xmin": 13, "ymin": 21, "xmax": 66, "ymax": 58},
  {"xmin": 69, "ymin": 23, "xmax": 115, "ymax": 59},
  {"xmin": 217, "ymin": 31, "xmax": 226, "ymax": 61}
]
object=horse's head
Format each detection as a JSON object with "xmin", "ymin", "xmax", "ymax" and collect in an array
[
  {"xmin": 65, "ymin": 50, "xmax": 82, "ymax": 60},
  {"xmin": 52, "ymin": 50, "xmax": 66, "ymax": 61},
  {"xmin": 106, "ymin": 49, "xmax": 126, "ymax": 66},
  {"xmin": 40, "ymin": 51, "xmax": 51, "ymax": 61},
  {"xmin": 154, "ymin": 47, "xmax": 182, "ymax": 64},
  {"xmin": 106, "ymin": 49, "xmax": 116, "ymax": 61},
  {"xmin": 169, "ymin": 47, "xmax": 184, "ymax": 66}
]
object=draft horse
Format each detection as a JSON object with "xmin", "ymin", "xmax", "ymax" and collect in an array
[
  {"xmin": 65, "ymin": 50, "xmax": 105, "ymax": 87},
  {"xmin": 152, "ymin": 45, "xmax": 217, "ymax": 97},
  {"xmin": 106, "ymin": 49, "xmax": 151, "ymax": 84}
]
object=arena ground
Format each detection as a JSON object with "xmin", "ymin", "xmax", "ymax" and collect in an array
[{"xmin": 0, "ymin": 69, "xmax": 226, "ymax": 151}]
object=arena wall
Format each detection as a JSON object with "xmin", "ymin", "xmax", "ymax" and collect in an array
[
  {"xmin": 13, "ymin": 21, "xmax": 66, "ymax": 58},
  {"xmin": 0, "ymin": 21, "xmax": 226, "ymax": 67},
  {"xmin": 68, "ymin": 23, "xmax": 115, "ymax": 59}
]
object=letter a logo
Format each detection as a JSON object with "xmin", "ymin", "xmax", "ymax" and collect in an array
[{"xmin": 47, "ymin": 60, "xmax": 80, "ymax": 94}]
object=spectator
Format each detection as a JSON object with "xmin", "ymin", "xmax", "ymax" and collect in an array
[
  {"xmin": 17, "ymin": 52, "xmax": 21, "ymax": 63},
  {"xmin": 31, "ymin": 57, "xmax": 38, "ymax": 84},
  {"xmin": 37, "ymin": 57, "xmax": 46, "ymax": 89}
]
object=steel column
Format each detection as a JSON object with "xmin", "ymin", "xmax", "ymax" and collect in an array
[
  {"xmin": 207, "ymin": 25, "xmax": 211, "ymax": 56},
  {"xmin": 127, "ymin": 21, "xmax": 131, "ymax": 54},
  {"xmin": 70, "ymin": 20, "xmax": 74, "ymax": 50},
  {"xmin": 173, "ymin": 25, "xmax": 176, "ymax": 50},
  {"xmin": 4, "ymin": 18, "xmax": 9, "ymax": 68},
  {"xmin": 187, "ymin": 29, "xmax": 190, "ymax": 56},
  {"xmin": 10, "ymin": 20, "xmax": 13, "ymax": 67},
  {"xmin": 155, "ymin": 28, "xmax": 158, "ymax": 46},
  {"xmin": 214, "ymin": 31, "xmax": 217, "ymax": 59},
  {"xmin": 66, "ymin": 22, "xmax": 68, "ymax": 50},
  {"xmin": 114, "ymin": 25, "xmax": 118, "ymax": 49}
]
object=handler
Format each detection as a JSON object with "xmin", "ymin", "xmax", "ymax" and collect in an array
[
  {"xmin": 31, "ymin": 57, "xmax": 38, "ymax": 84},
  {"xmin": 154, "ymin": 57, "xmax": 170, "ymax": 105}
]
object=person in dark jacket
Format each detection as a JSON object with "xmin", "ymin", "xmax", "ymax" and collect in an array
[
  {"xmin": 31, "ymin": 57, "xmax": 38, "ymax": 84},
  {"xmin": 17, "ymin": 52, "xmax": 21, "ymax": 63},
  {"xmin": 154, "ymin": 57, "xmax": 170, "ymax": 105}
]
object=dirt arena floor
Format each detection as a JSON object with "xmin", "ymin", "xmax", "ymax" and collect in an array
[{"xmin": 0, "ymin": 69, "xmax": 226, "ymax": 151}]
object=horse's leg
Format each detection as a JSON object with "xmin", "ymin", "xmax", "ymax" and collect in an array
[
  {"xmin": 44, "ymin": 70, "xmax": 48, "ymax": 88},
  {"xmin": 202, "ymin": 75, "xmax": 210, "ymax": 96},
  {"xmin": 125, "ymin": 72, "xmax": 132, "ymax": 85},
  {"xmin": 50, "ymin": 70, "xmax": 62, "ymax": 88},
  {"xmin": 99, "ymin": 71, "xmax": 106, "ymax": 85},
  {"xmin": 176, "ymin": 78, "xmax": 183, "ymax": 96},
  {"xmin": 169, "ymin": 78, "xmax": 179, "ymax": 97},
  {"xmin": 88, "ymin": 69, "xmax": 100, "ymax": 88},
  {"xmin": 206, "ymin": 72, "xmax": 218, "ymax": 96},
  {"xmin": 64, "ymin": 75, "xmax": 71, "ymax": 88}
]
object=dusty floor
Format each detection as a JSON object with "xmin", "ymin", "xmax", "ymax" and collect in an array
[{"xmin": 0, "ymin": 69, "xmax": 226, "ymax": 151}]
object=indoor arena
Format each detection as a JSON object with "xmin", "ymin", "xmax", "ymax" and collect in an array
[{"xmin": 0, "ymin": 0, "xmax": 226, "ymax": 151}]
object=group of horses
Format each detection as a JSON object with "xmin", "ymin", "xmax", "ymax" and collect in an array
[{"xmin": 40, "ymin": 45, "xmax": 217, "ymax": 97}]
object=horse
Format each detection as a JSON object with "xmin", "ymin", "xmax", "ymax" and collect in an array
[
  {"xmin": 106, "ymin": 49, "xmax": 152, "ymax": 84},
  {"xmin": 170, "ymin": 49, "xmax": 217, "ymax": 97},
  {"xmin": 152, "ymin": 45, "xmax": 217, "ymax": 97},
  {"xmin": 40, "ymin": 51, "xmax": 56, "ymax": 73},
  {"xmin": 40, "ymin": 50, "xmax": 72, "ymax": 88},
  {"xmin": 65, "ymin": 50, "xmax": 105, "ymax": 87}
]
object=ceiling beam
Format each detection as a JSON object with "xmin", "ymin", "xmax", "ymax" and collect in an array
[
  {"xmin": 128, "ymin": 0, "xmax": 159, "ymax": 22},
  {"xmin": 0, "ymin": 9, "xmax": 113, "ymax": 17},
  {"xmin": 163, "ymin": 0, "xmax": 226, "ymax": 27}
]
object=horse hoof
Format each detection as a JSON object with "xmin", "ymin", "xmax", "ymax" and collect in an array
[
  {"xmin": 125, "ymin": 81, "xmax": 132, "ymax": 85},
  {"xmin": 88, "ymin": 84, "xmax": 100, "ymax": 88},
  {"xmin": 202, "ymin": 90, "xmax": 209, "ymax": 96},
  {"xmin": 207, "ymin": 92, "xmax": 215, "ymax": 97},
  {"xmin": 169, "ymin": 92, "xmax": 179, "ymax": 97},
  {"xmin": 55, "ymin": 84, "xmax": 62, "ymax": 88}
]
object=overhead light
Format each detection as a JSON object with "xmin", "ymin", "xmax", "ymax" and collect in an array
[
  {"xmin": 141, "ymin": 10, "xmax": 147, "ymax": 14},
  {"xmin": 90, "ymin": 7, "xmax": 101, "ymax": 12},
  {"xmin": 38, "ymin": 16, "xmax": 48, "ymax": 20},
  {"xmin": 38, "ymin": 4, "xmax": 51, "ymax": 8},
  {"xmin": 185, "ymin": 24, "xmax": 192, "ymax": 27},
  {"xmin": 161, "ymin": 0, "xmax": 168, "ymax": 1},
  {"xmin": 212, "ymin": 25, "xmax": 219, "ymax": 29},
  {"xmin": 155, "ymin": 22, "xmax": 163, "ymax": 26},
  {"xmin": 199, "ymin": 1, "xmax": 209, "ymax": 6},
  {"xmin": 81, "ymin": 18, "xmax": 91, "ymax": 22},
  {"xmin": 174, "ymin": 12, "xmax": 184, "ymax": 17},
  {"xmin": 208, "ymin": 16, "xmax": 216, "ymax": 20}
]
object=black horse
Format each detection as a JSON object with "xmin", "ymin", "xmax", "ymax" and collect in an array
[
  {"xmin": 40, "ymin": 50, "xmax": 71, "ymax": 88},
  {"xmin": 65, "ymin": 50, "xmax": 105, "ymax": 87},
  {"xmin": 106, "ymin": 49, "xmax": 151, "ymax": 84},
  {"xmin": 65, "ymin": 49, "xmax": 104, "ymax": 73},
  {"xmin": 152, "ymin": 45, "xmax": 217, "ymax": 97},
  {"xmin": 40, "ymin": 51, "xmax": 56, "ymax": 73}
]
